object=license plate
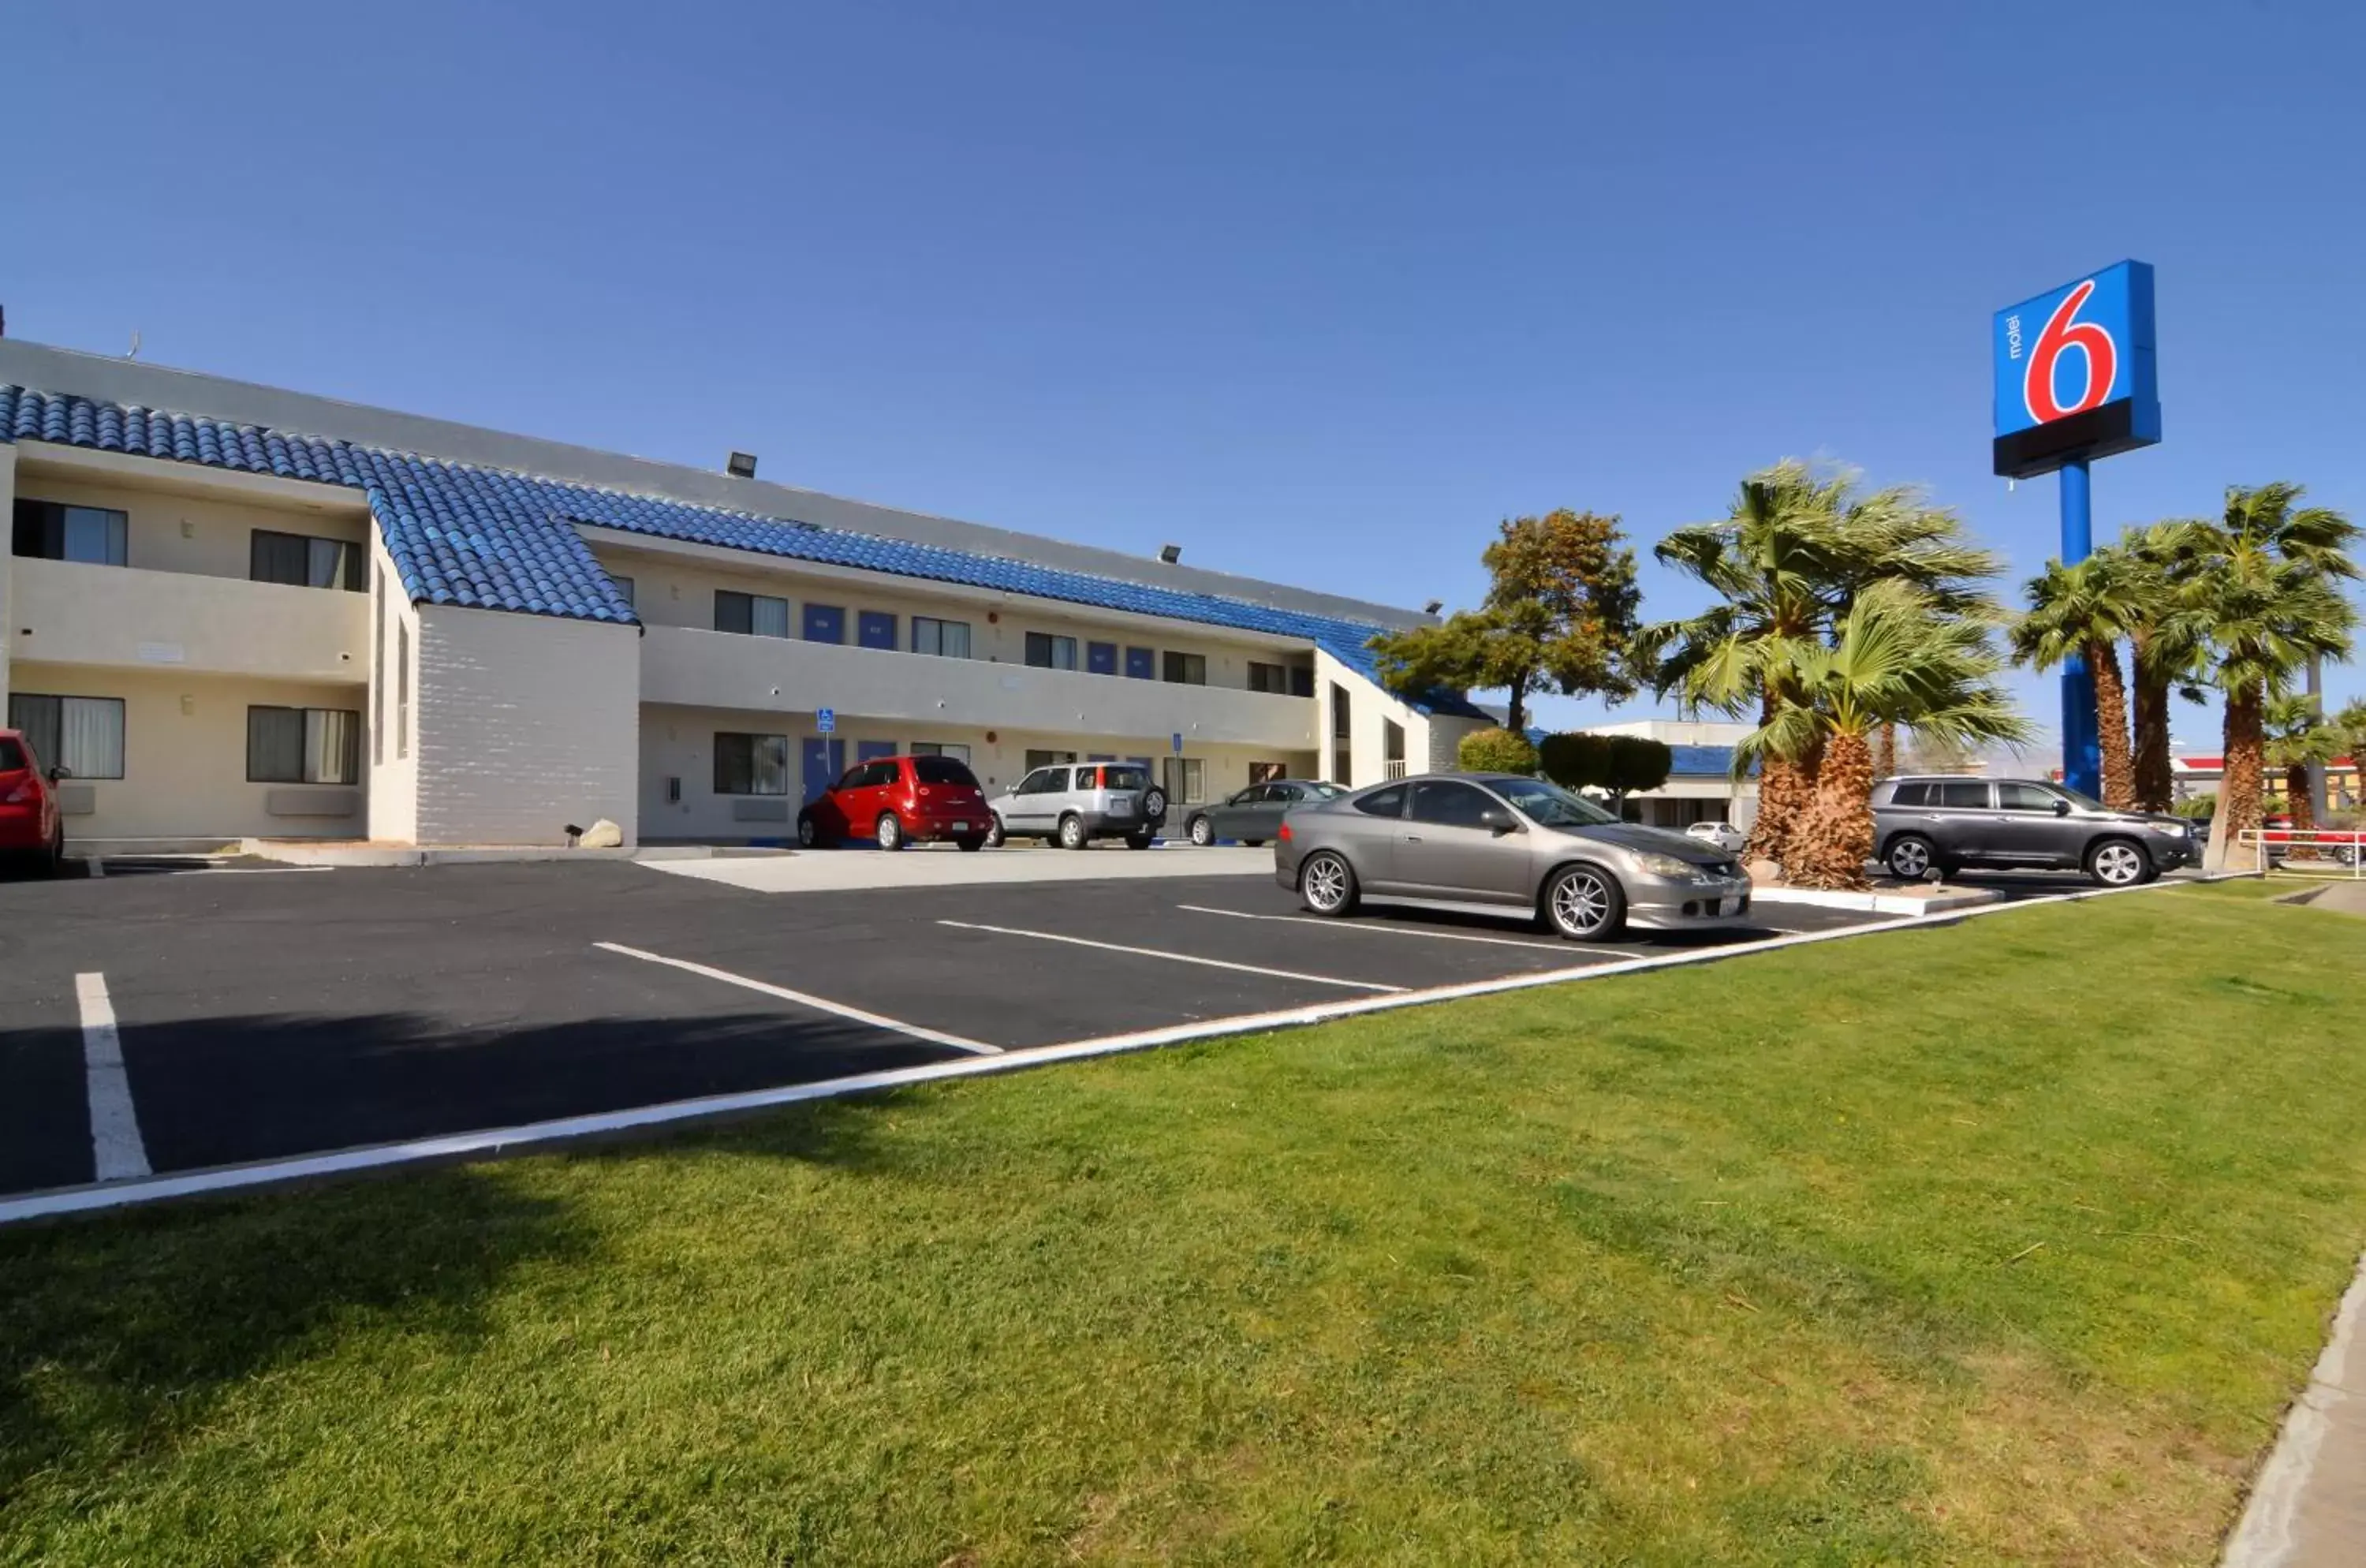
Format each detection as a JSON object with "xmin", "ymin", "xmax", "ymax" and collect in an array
[
  {"xmin": 1718, "ymin": 895, "xmax": 1741, "ymax": 917},
  {"xmin": 947, "ymin": 821, "xmax": 968, "ymax": 833}
]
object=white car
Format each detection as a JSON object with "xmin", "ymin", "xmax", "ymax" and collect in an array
[{"xmin": 1685, "ymin": 820, "xmax": 1749, "ymax": 854}]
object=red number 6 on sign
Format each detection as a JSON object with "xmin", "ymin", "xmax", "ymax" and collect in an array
[{"xmin": 2024, "ymin": 279, "xmax": 2118, "ymax": 424}]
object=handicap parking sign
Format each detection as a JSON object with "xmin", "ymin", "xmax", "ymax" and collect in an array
[
  {"xmin": 1171, "ymin": 732, "xmax": 1183, "ymax": 755},
  {"xmin": 817, "ymin": 707, "xmax": 836, "ymax": 734}
]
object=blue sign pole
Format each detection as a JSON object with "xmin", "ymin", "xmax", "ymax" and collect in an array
[{"xmin": 2057, "ymin": 458, "xmax": 2100, "ymax": 798}]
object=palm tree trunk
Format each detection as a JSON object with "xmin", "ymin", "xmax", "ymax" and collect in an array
[
  {"xmin": 2222, "ymin": 683, "xmax": 2267, "ymax": 838},
  {"xmin": 2130, "ymin": 650, "xmax": 2174, "ymax": 812},
  {"xmin": 1787, "ymin": 729, "xmax": 1874, "ymax": 891},
  {"xmin": 2091, "ymin": 642, "xmax": 2136, "ymax": 810},
  {"xmin": 2286, "ymin": 764, "xmax": 2316, "ymax": 832},
  {"xmin": 1874, "ymin": 722, "xmax": 1897, "ymax": 781}
]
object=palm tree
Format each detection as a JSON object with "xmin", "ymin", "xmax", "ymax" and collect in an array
[
  {"xmin": 2263, "ymin": 693, "xmax": 2341, "ymax": 832},
  {"xmin": 2010, "ymin": 551, "xmax": 2147, "ymax": 808},
  {"xmin": 1738, "ymin": 581, "xmax": 2029, "ymax": 890},
  {"xmin": 2338, "ymin": 699, "xmax": 2366, "ymax": 817},
  {"xmin": 2182, "ymin": 484, "xmax": 2360, "ymax": 846},
  {"xmin": 2118, "ymin": 521, "xmax": 2212, "ymax": 812},
  {"xmin": 1640, "ymin": 461, "xmax": 2002, "ymax": 874}
]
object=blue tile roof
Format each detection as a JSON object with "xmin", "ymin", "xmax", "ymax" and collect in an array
[{"xmin": 0, "ymin": 383, "xmax": 1482, "ymax": 714}]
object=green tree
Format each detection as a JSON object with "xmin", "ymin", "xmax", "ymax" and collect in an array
[
  {"xmin": 2181, "ymin": 484, "xmax": 2359, "ymax": 846},
  {"xmin": 1637, "ymin": 461, "xmax": 2002, "ymax": 874},
  {"xmin": 2118, "ymin": 521, "xmax": 2214, "ymax": 813},
  {"xmin": 1371, "ymin": 510, "xmax": 1642, "ymax": 738},
  {"xmin": 1536, "ymin": 733, "xmax": 1673, "ymax": 804},
  {"xmin": 2010, "ymin": 552, "xmax": 2148, "ymax": 808},
  {"xmin": 1456, "ymin": 727, "xmax": 1539, "ymax": 775},
  {"xmin": 2263, "ymin": 693, "xmax": 2342, "ymax": 833},
  {"xmin": 1739, "ymin": 581, "xmax": 2029, "ymax": 890}
]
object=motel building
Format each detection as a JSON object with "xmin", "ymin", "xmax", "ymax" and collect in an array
[{"xmin": 0, "ymin": 339, "xmax": 1491, "ymax": 853}]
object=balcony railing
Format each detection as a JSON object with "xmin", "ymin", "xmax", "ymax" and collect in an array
[
  {"xmin": 640, "ymin": 625, "xmax": 1319, "ymax": 751},
  {"xmin": 1383, "ymin": 759, "xmax": 1408, "ymax": 779},
  {"xmin": 9, "ymin": 557, "xmax": 370, "ymax": 684}
]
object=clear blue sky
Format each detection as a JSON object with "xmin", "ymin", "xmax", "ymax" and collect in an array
[{"xmin": 10, "ymin": 1, "xmax": 2363, "ymax": 750}]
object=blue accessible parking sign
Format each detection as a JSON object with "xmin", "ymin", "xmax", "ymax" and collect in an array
[{"xmin": 817, "ymin": 707, "xmax": 835, "ymax": 734}]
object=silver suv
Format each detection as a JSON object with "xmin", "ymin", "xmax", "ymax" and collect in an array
[{"xmin": 985, "ymin": 762, "xmax": 1169, "ymax": 850}]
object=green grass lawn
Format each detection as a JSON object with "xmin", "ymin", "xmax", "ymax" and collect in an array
[{"xmin": 6, "ymin": 883, "xmax": 2364, "ymax": 1565}]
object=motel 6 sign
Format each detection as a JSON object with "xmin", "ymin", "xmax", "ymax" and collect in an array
[{"xmin": 1991, "ymin": 259, "xmax": 2160, "ymax": 480}]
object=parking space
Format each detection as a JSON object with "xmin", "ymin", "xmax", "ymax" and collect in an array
[{"xmin": 0, "ymin": 855, "xmax": 1909, "ymax": 1204}]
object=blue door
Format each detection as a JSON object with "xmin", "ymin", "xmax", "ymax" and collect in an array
[
  {"xmin": 1125, "ymin": 647, "xmax": 1155, "ymax": 680},
  {"xmin": 858, "ymin": 611, "xmax": 897, "ymax": 650},
  {"xmin": 803, "ymin": 603, "xmax": 846, "ymax": 644},
  {"xmin": 856, "ymin": 740, "xmax": 898, "ymax": 763},
  {"xmin": 801, "ymin": 737, "xmax": 846, "ymax": 805},
  {"xmin": 1087, "ymin": 641, "xmax": 1118, "ymax": 676}
]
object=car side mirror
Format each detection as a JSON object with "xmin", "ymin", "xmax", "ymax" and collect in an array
[
  {"xmin": 47, "ymin": 765, "xmax": 71, "ymax": 782},
  {"xmin": 1481, "ymin": 809, "xmax": 1518, "ymax": 835},
  {"xmin": 2052, "ymin": 798, "xmax": 2072, "ymax": 816}
]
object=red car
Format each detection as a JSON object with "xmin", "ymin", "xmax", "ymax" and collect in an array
[
  {"xmin": 797, "ymin": 753, "xmax": 993, "ymax": 851},
  {"xmin": 0, "ymin": 726, "xmax": 68, "ymax": 877},
  {"xmin": 2260, "ymin": 814, "xmax": 2364, "ymax": 868}
]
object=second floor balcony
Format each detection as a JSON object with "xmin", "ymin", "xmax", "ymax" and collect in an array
[{"xmin": 8, "ymin": 557, "xmax": 371, "ymax": 685}]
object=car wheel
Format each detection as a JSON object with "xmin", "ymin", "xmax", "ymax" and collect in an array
[
  {"xmin": 1543, "ymin": 863, "xmax": 1626, "ymax": 942},
  {"xmin": 2086, "ymin": 838, "xmax": 2148, "ymax": 887},
  {"xmin": 1885, "ymin": 834, "xmax": 1937, "ymax": 880},
  {"xmin": 875, "ymin": 812, "xmax": 905, "ymax": 852},
  {"xmin": 1188, "ymin": 815, "xmax": 1215, "ymax": 847},
  {"xmin": 1298, "ymin": 850, "xmax": 1359, "ymax": 917},
  {"xmin": 1142, "ymin": 787, "xmax": 1167, "ymax": 823},
  {"xmin": 1124, "ymin": 831, "xmax": 1154, "ymax": 850},
  {"xmin": 797, "ymin": 814, "xmax": 821, "ymax": 849},
  {"xmin": 1058, "ymin": 813, "xmax": 1088, "ymax": 851},
  {"xmin": 984, "ymin": 816, "xmax": 1006, "ymax": 849},
  {"xmin": 45, "ymin": 827, "xmax": 65, "ymax": 879},
  {"xmin": 955, "ymin": 835, "xmax": 986, "ymax": 853}
]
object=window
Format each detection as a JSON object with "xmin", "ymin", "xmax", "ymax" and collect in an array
[
  {"xmin": 1024, "ymin": 749, "xmax": 1078, "ymax": 771},
  {"xmin": 1491, "ymin": 777, "xmax": 1619, "ymax": 827},
  {"xmin": 1247, "ymin": 661, "xmax": 1289, "ymax": 694},
  {"xmin": 714, "ymin": 733, "xmax": 790, "ymax": 795},
  {"xmin": 1124, "ymin": 647, "xmax": 1155, "ymax": 680},
  {"xmin": 1162, "ymin": 651, "xmax": 1207, "ymax": 685},
  {"xmin": 858, "ymin": 610, "xmax": 897, "ymax": 650},
  {"xmin": 1162, "ymin": 756, "xmax": 1205, "ymax": 805},
  {"xmin": 247, "ymin": 707, "xmax": 361, "ymax": 785},
  {"xmin": 1887, "ymin": 782, "xmax": 1930, "ymax": 807},
  {"xmin": 1101, "ymin": 764, "xmax": 1152, "ymax": 792},
  {"xmin": 1289, "ymin": 666, "xmax": 1315, "ymax": 698},
  {"xmin": 1935, "ymin": 781, "xmax": 1991, "ymax": 809},
  {"xmin": 1019, "ymin": 768, "xmax": 1069, "ymax": 795},
  {"xmin": 13, "ymin": 499, "xmax": 128, "ymax": 566},
  {"xmin": 8, "ymin": 694, "xmax": 126, "ymax": 779},
  {"xmin": 1409, "ymin": 779, "xmax": 1502, "ymax": 829},
  {"xmin": 1353, "ymin": 783, "xmax": 1408, "ymax": 818},
  {"xmin": 1025, "ymin": 633, "xmax": 1080, "ymax": 670},
  {"xmin": 396, "ymin": 620, "xmax": 411, "ymax": 760},
  {"xmin": 803, "ymin": 603, "xmax": 846, "ymax": 644},
  {"xmin": 251, "ymin": 529, "xmax": 364, "ymax": 590},
  {"xmin": 0, "ymin": 738, "xmax": 22, "ymax": 772},
  {"xmin": 912, "ymin": 616, "xmax": 972, "ymax": 659},
  {"xmin": 910, "ymin": 741, "xmax": 972, "ymax": 766},
  {"xmin": 1248, "ymin": 762, "xmax": 1289, "ymax": 784},
  {"xmin": 842, "ymin": 760, "xmax": 898, "ymax": 789},
  {"xmin": 912, "ymin": 755, "xmax": 981, "ymax": 788},
  {"xmin": 1996, "ymin": 782, "xmax": 2061, "ymax": 812},
  {"xmin": 715, "ymin": 591, "xmax": 792, "ymax": 637},
  {"xmin": 611, "ymin": 575, "xmax": 636, "ymax": 607}
]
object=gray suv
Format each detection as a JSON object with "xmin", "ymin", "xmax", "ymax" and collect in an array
[
  {"xmin": 1872, "ymin": 775, "xmax": 2196, "ymax": 887},
  {"xmin": 1274, "ymin": 772, "xmax": 1752, "ymax": 942},
  {"xmin": 985, "ymin": 762, "xmax": 1167, "ymax": 850}
]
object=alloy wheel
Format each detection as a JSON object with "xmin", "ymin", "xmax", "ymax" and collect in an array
[
  {"xmin": 1551, "ymin": 868, "xmax": 1613, "ymax": 936},
  {"xmin": 2094, "ymin": 842, "xmax": 2144, "ymax": 885},
  {"xmin": 1889, "ymin": 838, "xmax": 1931, "ymax": 878},
  {"xmin": 877, "ymin": 813, "xmax": 902, "ymax": 851},
  {"xmin": 1302, "ymin": 854, "xmax": 1350, "ymax": 912},
  {"xmin": 1190, "ymin": 816, "xmax": 1213, "ymax": 846}
]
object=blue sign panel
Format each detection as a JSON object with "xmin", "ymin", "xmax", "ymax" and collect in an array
[
  {"xmin": 1171, "ymin": 732, "xmax": 1184, "ymax": 756},
  {"xmin": 816, "ymin": 707, "xmax": 835, "ymax": 734},
  {"xmin": 1991, "ymin": 259, "xmax": 2159, "ymax": 478}
]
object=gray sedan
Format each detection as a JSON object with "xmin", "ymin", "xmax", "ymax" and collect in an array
[
  {"xmin": 1185, "ymin": 779, "xmax": 1345, "ymax": 846},
  {"xmin": 1273, "ymin": 772, "xmax": 1752, "ymax": 942}
]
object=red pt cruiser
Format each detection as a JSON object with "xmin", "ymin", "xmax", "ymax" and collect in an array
[
  {"xmin": 798, "ymin": 754, "xmax": 993, "ymax": 851},
  {"xmin": 0, "ymin": 726, "xmax": 68, "ymax": 877}
]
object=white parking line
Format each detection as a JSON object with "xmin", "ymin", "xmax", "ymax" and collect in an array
[
  {"xmin": 75, "ymin": 973, "xmax": 151, "ymax": 1181},
  {"xmin": 937, "ymin": 919, "xmax": 1409, "ymax": 992},
  {"xmin": 1175, "ymin": 903, "xmax": 1569, "ymax": 950},
  {"xmin": 593, "ymin": 942, "xmax": 1001, "ymax": 1055}
]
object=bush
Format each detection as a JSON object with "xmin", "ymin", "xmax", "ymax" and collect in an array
[
  {"xmin": 2174, "ymin": 793, "xmax": 2216, "ymax": 820},
  {"xmin": 1538, "ymin": 732, "xmax": 1672, "ymax": 796},
  {"xmin": 1457, "ymin": 727, "xmax": 1539, "ymax": 775}
]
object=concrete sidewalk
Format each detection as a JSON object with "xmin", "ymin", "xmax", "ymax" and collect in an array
[
  {"xmin": 2224, "ymin": 1255, "xmax": 2366, "ymax": 1566},
  {"xmin": 2302, "ymin": 881, "xmax": 2366, "ymax": 917}
]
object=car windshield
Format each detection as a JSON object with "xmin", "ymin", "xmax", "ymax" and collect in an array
[
  {"xmin": 1302, "ymin": 782, "xmax": 1345, "ymax": 798},
  {"xmin": 2051, "ymin": 783, "xmax": 2106, "ymax": 810},
  {"xmin": 912, "ymin": 756, "xmax": 980, "ymax": 788},
  {"xmin": 1491, "ymin": 777, "xmax": 1619, "ymax": 827}
]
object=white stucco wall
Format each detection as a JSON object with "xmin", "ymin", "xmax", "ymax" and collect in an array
[
  {"xmin": 411, "ymin": 603, "xmax": 640, "ymax": 846},
  {"xmin": 1312, "ymin": 646, "xmax": 1457, "ymax": 787},
  {"xmin": 364, "ymin": 533, "xmax": 420, "ymax": 844},
  {"xmin": 0, "ymin": 443, "xmax": 17, "ymax": 716}
]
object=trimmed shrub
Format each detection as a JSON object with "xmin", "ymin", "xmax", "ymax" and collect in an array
[
  {"xmin": 1539, "ymin": 731, "xmax": 1673, "ymax": 797},
  {"xmin": 1457, "ymin": 727, "xmax": 1539, "ymax": 775}
]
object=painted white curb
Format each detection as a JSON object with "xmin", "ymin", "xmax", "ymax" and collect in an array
[
  {"xmin": 1751, "ymin": 884, "xmax": 2004, "ymax": 916},
  {"xmin": 0, "ymin": 871, "xmax": 2259, "ymax": 1228}
]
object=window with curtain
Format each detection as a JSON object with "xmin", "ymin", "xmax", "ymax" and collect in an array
[
  {"xmin": 912, "ymin": 617, "xmax": 972, "ymax": 658},
  {"xmin": 250, "ymin": 529, "xmax": 364, "ymax": 590},
  {"xmin": 1162, "ymin": 651, "xmax": 1207, "ymax": 685},
  {"xmin": 13, "ymin": 500, "xmax": 129, "ymax": 566},
  {"xmin": 7, "ymin": 694, "xmax": 127, "ymax": 778},
  {"xmin": 247, "ymin": 707, "xmax": 360, "ymax": 785},
  {"xmin": 715, "ymin": 591, "xmax": 791, "ymax": 637},
  {"xmin": 1024, "ymin": 633, "xmax": 1079, "ymax": 670},
  {"xmin": 713, "ymin": 733, "xmax": 790, "ymax": 795}
]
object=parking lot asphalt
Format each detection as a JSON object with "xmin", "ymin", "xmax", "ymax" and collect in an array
[{"xmin": 0, "ymin": 855, "xmax": 1912, "ymax": 1204}]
